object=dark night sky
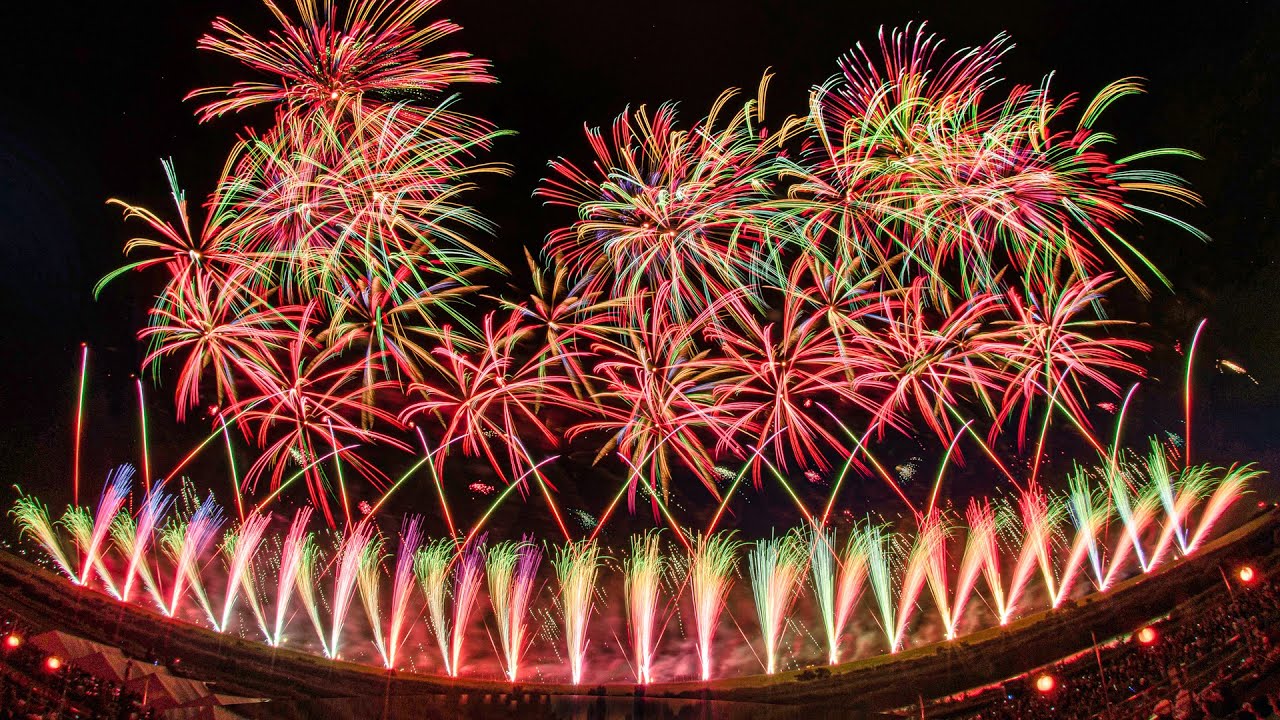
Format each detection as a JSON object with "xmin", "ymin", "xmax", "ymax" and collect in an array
[{"xmin": 1, "ymin": 0, "xmax": 1278, "ymax": 527}]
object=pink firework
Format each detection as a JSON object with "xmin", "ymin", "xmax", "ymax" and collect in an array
[
  {"xmin": 328, "ymin": 519, "xmax": 379, "ymax": 659},
  {"xmin": 449, "ymin": 539, "xmax": 486, "ymax": 677},
  {"xmin": 219, "ymin": 511, "xmax": 273, "ymax": 634},
  {"xmin": 385, "ymin": 516, "xmax": 424, "ymax": 669},
  {"xmin": 271, "ymin": 507, "xmax": 314, "ymax": 647},
  {"xmin": 190, "ymin": 0, "xmax": 495, "ymax": 125}
]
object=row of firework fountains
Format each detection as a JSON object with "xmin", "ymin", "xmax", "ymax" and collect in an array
[
  {"xmin": 91, "ymin": 0, "xmax": 1213, "ymax": 525},
  {"xmin": 10, "ymin": 440, "xmax": 1259, "ymax": 684}
]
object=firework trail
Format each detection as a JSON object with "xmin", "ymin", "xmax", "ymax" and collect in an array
[
  {"xmin": 625, "ymin": 530, "xmax": 665, "ymax": 684},
  {"xmin": 953, "ymin": 499, "xmax": 1002, "ymax": 633},
  {"xmin": 60, "ymin": 507, "xmax": 95, "ymax": 582},
  {"xmin": 115, "ymin": 481, "xmax": 172, "ymax": 607},
  {"xmin": 329, "ymin": 519, "xmax": 378, "ymax": 659},
  {"xmin": 689, "ymin": 531, "xmax": 740, "ymax": 680},
  {"xmin": 219, "ymin": 511, "xmax": 272, "ymax": 635},
  {"xmin": 77, "ymin": 465, "xmax": 134, "ymax": 596},
  {"xmin": 161, "ymin": 494, "xmax": 225, "ymax": 621},
  {"xmin": 808, "ymin": 524, "xmax": 839, "ymax": 664},
  {"xmin": 1102, "ymin": 464, "xmax": 1160, "ymax": 587},
  {"xmin": 917, "ymin": 512, "xmax": 955, "ymax": 640},
  {"xmin": 10, "ymin": 493, "xmax": 78, "ymax": 582},
  {"xmin": 1147, "ymin": 439, "xmax": 1184, "ymax": 568},
  {"xmin": 271, "ymin": 507, "xmax": 314, "ymax": 647},
  {"xmin": 385, "ymin": 516, "xmax": 424, "ymax": 670},
  {"xmin": 553, "ymin": 539, "xmax": 601, "ymax": 684},
  {"xmin": 414, "ymin": 538, "xmax": 455, "ymax": 674},
  {"xmin": 863, "ymin": 523, "xmax": 900, "ymax": 652},
  {"xmin": 831, "ymin": 525, "xmax": 869, "ymax": 664},
  {"xmin": 486, "ymin": 538, "xmax": 542, "ymax": 682},
  {"xmin": 1058, "ymin": 469, "xmax": 1111, "ymax": 604},
  {"xmin": 1003, "ymin": 485, "xmax": 1062, "ymax": 623},
  {"xmin": 448, "ymin": 540, "xmax": 485, "ymax": 676},
  {"xmin": 1151, "ymin": 464, "xmax": 1213, "ymax": 562},
  {"xmin": 1188, "ymin": 464, "xmax": 1260, "ymax": 552},
  {"xmin": 356, "ymin": 528, "xmax": 389, "ymax": 666},
  {"xmin": 894, "ymin": 512, "xmax": 948, "ymax": 647},
  {"xmin": 291, "ymin": 530, "xmax": 328, "ymax": 655},
  {"xmin": 748, "ymin": 532, "xmax": 807, "ymax": 674}
]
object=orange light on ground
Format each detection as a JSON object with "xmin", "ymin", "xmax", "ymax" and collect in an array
[
  {"xmin": 1239, "ymin": 566, "xmax": 1256, "ymax": 584},
  {"xmin": 45, "ymin": 656, "xmax": 63, "ymax": 671},
  {"xmin": 1035, "ymin": 674, "xmax": 1055, "ymax": 693},
  {"xmin": 3, "ymin": 633, "xmax": 21, "ymax": 649},
  {"xmin": 1137, "ymin": 627, "xmax": 1158, "ymax": 645}
]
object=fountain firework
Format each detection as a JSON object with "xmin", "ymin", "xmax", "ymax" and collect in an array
[
  {"xmin": 553, "ymin": 539, "xmax": 601, "ymax": 685},
  {"xmin": 625, "ymin": 530, "xmax": 665, "ymax": 684},
  {"xmin": 486, "ymin": 538, "xmax": 542, "ymax": 682},
  {"xmin": 689, "ymin": 531, "xmax": 740, "ymax": 680},
  {"xmin": 748, "ymin": 532, "xmax": 807, "ymax": 674}
]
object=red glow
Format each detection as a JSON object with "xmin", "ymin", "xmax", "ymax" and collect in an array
[
  {"xmin": 45, "ymin": 656, "xmax": 63, "ymax": 671},
  {"xmin": 1137, "ymin": 627, "xmax": 1157, "ymax": 645},
  {"xmin": 1239, "ymin": 566, "xmax": 1256, "ymax": 584},
  {"xmin": 1035, "ymin": 674, "xmax": 1056, "ymax": 693},
  {"xmin": 3, "ymin": 633, "xmax": 21, "ymax": 649}
]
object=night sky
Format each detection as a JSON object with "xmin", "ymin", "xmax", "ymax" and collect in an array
[{"xmin": 1, "ymin": 0, "xmax": 1278, "ymax": 528}]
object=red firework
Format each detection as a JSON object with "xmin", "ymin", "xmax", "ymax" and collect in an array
[
  {"xmin": 401, "ymin": 309, "xmax": 586, "ymax": 484},
  {"xmin": 226, "ymin": 304, "xmax": 409, "ymax": 525},
  {"xmin": 189, "ymin": 0, "xmax": 494, "ymax": 124}
]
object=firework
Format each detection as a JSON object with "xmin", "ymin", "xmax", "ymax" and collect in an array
[
  {"xmin": 991, "ymin": 274, "xmax": 1148, "ymax": 449},
  {"xmin": 449, "ymin": 539, "xmax": 485, "ymax": 676},
  {"xmin": 1187, "ymin": 464, "xmax": 1260, "ymax": 552},
  {"xmin": 76, "ymin": 465, "xmax": 134, "ymax": 595},
  {"xmin": 414, "ymin": 538, "xmax": 455, "ymax": 674},
  {"xmin": 1057, "ymin": 469, "xmax": 1111, "ymax": 604},
  {"xmin": 625, "ymin": 530, "xmax": 665, "ymax": 684},
  {"xmin": 748, "ymin": 532, "xmax": 807, "ymax": 674},
  {"xmin": 486, "ymin": 538, "xmax": 542, "ymax": 682},
  {"xmin": 271, "ymin": 507, "xmax": 314, "ymax": 647},
  {"xmin": 831, "ymin": 524, "xmax": 869, "ymax": 664},
  {"xmin": 796, "ymin": 25, "xmax": 1202, "ymax": 297},
  {"xmin": 291, "ymin": 528, "xmax": 328, "ymax": 654},
  {"xmin": 808, "ymin": 524, "xmax": 839, "ymax": 664},
  {"xmin": 329, "ymin": 519, "xmax": 378, "ymax": 659},
  {"xmin": 219, "ymin": 511, "xmax": 272, "ymax": 635},
  {"xmin": 688, "ymin": 531, "xmax": 741, "ymax": 680},
  {"xmin": 863, "ymin": 522, "xmax": 900, "ymax": 652},
  {"xmin": 226, "ymin": 306, "xmax": 410, "ymax": 527},
  {"xmin": 955, "ymin": 499, "xmax": 1005, "ymax": 633},
  {"xmin": 1003, "ymin": 485, "xmax": 1062, "ymax": 623},
  {"xmin": 356, "ymin": 528, "xmax": 389, "ymax": 666},
  {"xmin": 385, "ymin": 516, "xmax": 424, "ymax": 669},
  {"xmin": 1102, "ymin": 462, "xmax": 1160, "ymax": 586},
  {"xmin": 553, "ymin": 539, "xmax": 601, "ymax": 684},
  {"xmin": 10, "ymin": 493, "xmax": 78, "ymax": 582},
  {"xmin": 917, "ymin": 512, "xmax": 956, "ymax": 641},
  {"xmin": 190, "ymin": 0, "xmax": 495, "ymax": 124},
  {"xmin": 893, "ymin": 513, "xmax": 945, "ymax": 648},
  {"xmin": 401, "ymin": 310, "xmax": 586, "ymax": 485},
  {"xmin": 538, "ymin": 81, "xmax": 783, "ymax": 324},
  {"xmin": 160, "ymin": 494, "xmax": 225, "ymax": 621},
  {"xmin": 1146, "ymin": 439, "xmax": 1183, "ymax": 568}
]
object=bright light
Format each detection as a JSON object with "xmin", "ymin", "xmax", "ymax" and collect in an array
[
  {"xmin": 45, "ymin": 656, "xmax": 63, "ymax": 671},
  {"xmin": 1239, "ymin": 566, "xmax": 1256, "ymax": 584},
  {"xmin": 1034, "ymin": 674, "xmax": 1056, "ymax": 693},
  {"xmin": 3, "ymin": 633, "xmax": 21, "ymax": 649},
  {"xmin": 1137, "ymin": 627, "xmax": 1157, "ymax": 645}
]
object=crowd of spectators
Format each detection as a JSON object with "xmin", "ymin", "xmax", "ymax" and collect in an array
[
  {"xmin": 0, "ymin": 615, "xmax": 156, "ymax": 720},
  {"xmin": 938, "ymin": 570, "xmax": 1280, "ymax": 720}
]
